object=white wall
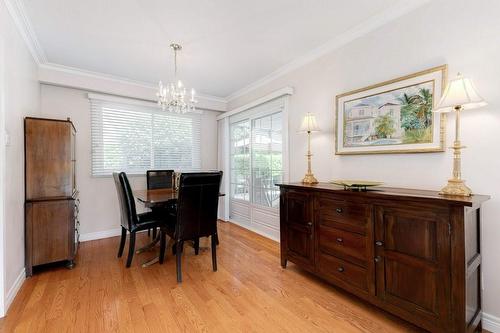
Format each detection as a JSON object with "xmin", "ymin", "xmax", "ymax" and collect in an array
[
  {"xmin": 227, "ymin": 0, "xmax": 500, "ymax": 323},
  {"xmin": 40, "ymin": 84, "xmax": 220, "ymax": 238},
  {"xmin": 0, "ymin": 0, "xmax": 40, "ymax": 315}
]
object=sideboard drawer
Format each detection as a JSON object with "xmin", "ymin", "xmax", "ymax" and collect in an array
[
  {"xmin": 316, "ymin": 194, "xmax": 370, "ymax": 234},
  {"xmin": 318, "ymin": 225, "xmax": 368, "ymax": 267},
  {"xmin": 317, "ymin": 252, "xmax": 369, "ymax": 292}
]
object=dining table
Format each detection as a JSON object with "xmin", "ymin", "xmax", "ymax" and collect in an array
[{"xmin": 133, "ymin": 188, "xmax": 225, "ymax": 267}]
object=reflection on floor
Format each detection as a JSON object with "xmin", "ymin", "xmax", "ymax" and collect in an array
[{"xmin": 1, "ymin": 221, "xmax": 420, "ymax": 332}]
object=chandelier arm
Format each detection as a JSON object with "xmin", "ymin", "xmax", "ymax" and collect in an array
[{"xmin": 174, "ymin": 47, "xmax": 178, "ymax": 81}]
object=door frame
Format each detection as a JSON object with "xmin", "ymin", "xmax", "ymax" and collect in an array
[
  {"xmin": 218, "ymin": 88, "xmax": 292, "ymax": 241},
  {"xmin": 0, "ymin": 32, "xmax": 6, "ymax": 316}
]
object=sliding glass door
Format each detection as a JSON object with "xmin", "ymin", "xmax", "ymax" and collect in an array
[
  {"xmin": 251, "ymin": 112, "xmax": 282, "ymax": 208},
  {"xmin": 228, "ymin": 97, "xmax": 286, "ymax": 239}
]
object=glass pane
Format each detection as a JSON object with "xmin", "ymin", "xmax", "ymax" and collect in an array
[
  {"xmin": 251, "ymin": 112, "xmax": 282, "ymax": 208},
  {"xmin": 230, "ymin": 120, "xmax": 251, "ymax": 201}
]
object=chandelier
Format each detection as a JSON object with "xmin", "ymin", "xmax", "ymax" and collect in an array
[{"xmin": 157, "ymin": 43, "xmax": 197, "ymax": 113}]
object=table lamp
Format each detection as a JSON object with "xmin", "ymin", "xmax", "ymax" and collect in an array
[
  {"xmin": 434, "ymin": 73, "xmax": 487, "ymax": 196},
  {"xmin": 299, "ymin": 113, "xmax": 320, "ymax": 184}
]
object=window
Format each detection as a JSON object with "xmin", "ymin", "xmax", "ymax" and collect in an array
[
  {"xmin": 229, "ymin": 97, "xmax": 284, "ymax": 209},
  {"xmin": 90, "ymin": 95, "xmax": 201, "ymax": 176},
  {"xmin": 230, "ymin": 120, "xmax": 250, "ymax": 201},
  {"xmin": 251, "ymin": 113, "xmax": 282, "ymax": 208}
]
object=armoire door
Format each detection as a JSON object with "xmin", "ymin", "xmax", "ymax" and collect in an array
[
  {"xmin": 25, "ymin": 118, "xmax": 72, "ymax": 200},
  {"xmin": 27, "ymin": 200, "xmax": 74, "ymax": 266},
  {"xmin": 374, "ymin": 205, "xmax": 451, "ymax": 328}
]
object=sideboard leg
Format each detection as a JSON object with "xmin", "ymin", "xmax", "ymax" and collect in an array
[
  {"xmin": 66, "ymin": 260, "xmax": 75, "ymax": 270},
  {"xmin": 281, "ymin": 258, "xmax": 287, "ymax": 268}
]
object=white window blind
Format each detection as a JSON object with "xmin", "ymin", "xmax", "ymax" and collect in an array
[{"xmin": 90, "ymin": 95, "xmax": 201, "ymax": 176}]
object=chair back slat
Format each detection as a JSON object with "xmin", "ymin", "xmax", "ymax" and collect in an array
[
  {"xmin": 147, "ymin": 170, "xmax": 174, "ymax": 190},
  {"xmin": 175, "ymin": 172, "xmax": 222, "ymax": 241},
  {"xmin": 113, "ymin": 172, "xmax": 138, "ymax": 230}
]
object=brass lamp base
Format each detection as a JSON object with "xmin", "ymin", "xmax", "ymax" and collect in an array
[
  {"xmin": 302, "ymin": 173, "xmax": 318, "ymax": 184},
  {"xmin": 439, "ymin": 179, "xmax": 472, "ymax": 197}
]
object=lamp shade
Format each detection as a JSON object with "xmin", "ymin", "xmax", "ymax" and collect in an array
[
  {"xmin": 299, "ymin": 113, "xmax": 321, "ymax": 132},
  {"xmin": 434, "ymin": 73, "xmax": 487, "ymax": 113}
]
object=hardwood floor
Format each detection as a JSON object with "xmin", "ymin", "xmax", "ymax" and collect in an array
[{"xmin": 1, "ymin": 221, "xmax": 424, "ymax": 332}]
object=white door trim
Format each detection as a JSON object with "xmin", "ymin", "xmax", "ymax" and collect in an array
[{"xmin": 0, "ymin": 32, "xmax": 7, "ymax": 316}]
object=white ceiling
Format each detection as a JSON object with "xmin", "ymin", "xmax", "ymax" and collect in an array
[{"xmin": 23, "ymin": 0, "xmax": 417, "ymax": 98}]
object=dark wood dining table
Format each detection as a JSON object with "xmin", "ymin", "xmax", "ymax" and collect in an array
[
  {"xmin": 133, "ymin": 188, "xmax": 225, "ymax": 267},
  {"xmin": 135, "ymin": 188, "xmax": 178, "ymax": 208}
]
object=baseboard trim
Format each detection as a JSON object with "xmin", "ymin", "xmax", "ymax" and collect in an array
[
  {"xmin": 79, "ymin": 228, "xmax": 122, "ymax": 242},
  {"xmin": 226, "ymin": 218, "xmax": 280, "ymax": 242},
  {"xmin": 79, "ymin": 227, "xmax": 151, "ymax": 242},
  {"xmin": 3, "ymin": 268, "xmax": 26, "ymax": 316},
  {"xmin": 484, "ymin": 312, "xmax": 500, "ymax": 332}
]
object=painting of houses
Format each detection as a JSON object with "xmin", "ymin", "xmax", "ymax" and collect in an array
[
  {"xmin": 335, "ymin": 65, "xmax": 447, "ymax": 154},
  {"xmin": 344, "ymin": 102, "xmax": 403, "ymax": 145}
]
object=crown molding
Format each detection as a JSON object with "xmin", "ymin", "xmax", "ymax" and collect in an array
[
  {"xmin": 40, "ymin": 62, "xmax": 159, "ymax": 89},
  {"xmin": 39, "ymin": 62, "xmax": 228, "ymax": 104},
  {"xmin": 3, "ymin": 0, "xmax": 47, "ymax": 64},
  {"xmin": 225, "ymin": 0, "xmax": 432, "ymax": 102}
]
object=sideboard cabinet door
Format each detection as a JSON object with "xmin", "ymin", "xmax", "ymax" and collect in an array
[
  {"xmin": 280, "ymin": 189, "xmax": 314, "ymax": 269},
  {"xmin": 374, "ymin": 205, "xmax": 451, "ymax": 330}
]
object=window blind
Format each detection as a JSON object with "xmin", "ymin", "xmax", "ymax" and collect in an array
[{"xmin": 90, "ymin": 96, "xmax": 201, "ymax": 176}]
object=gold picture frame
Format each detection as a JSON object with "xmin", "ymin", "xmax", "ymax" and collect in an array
[{"xmin": 335, "ymin": 65, "xmax": 447, "ymax": 155}]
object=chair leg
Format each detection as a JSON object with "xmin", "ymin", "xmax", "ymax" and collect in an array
[
  {"xmin": 126, "ymin": 232, "xmax": 136, "ymax": 268},
  {"xmin": 173, "ymin": 241, "xmax": 184, "ymax": 255},
  {"xmin": 147, "ymin": 229, "xmax": 151, "ymax": 237},
  {"xmin": 159, "ymin": 231, "xmax": 166, "ymax": 264},
  {"xmin": 117, "ymin": 227, "xmax": 127, "ymax": 258},
  {"xmin": 152, "ymin": 227, "xmax": 157, "ymax": 239},
  {"xmin": 176, "ymin": 242, "xmax": 183, "ymax": 282},
  {"xmin": 194, "ymin": 238, "xmax": 199, "ymax": 255},
  {"xmin": 211, "ymin": 234, "xmax": 217, "ymax": 272}
]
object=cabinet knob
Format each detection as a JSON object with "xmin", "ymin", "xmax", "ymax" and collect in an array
[
  {"xmin": 337, "ymin": 267, "xmax": 344, "ymax": 273},
  {"xmin": 336, "ymin": 237, "xmax": 343, "ymax": 243},
  {"xmin": 375, "ymin": 240, "xmax": 383, "ymax": 247},
  {"xmin": 335, "ymin": 208, "xmax": 343, "ymax": 213},
  {"xmin": 374, "ymin": 256, "xmax": 381, "ymax": 263},
  {"xmin": 307, "ymin": 222, "xmax": 313, "ymax": 227}
]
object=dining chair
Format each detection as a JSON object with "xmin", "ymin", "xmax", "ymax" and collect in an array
[
  {"xmin": 160, "ymin": 171, "xmax": 223, "ymax": 282},
  {"xmin": 146, "ymin": 169, "xmax": 174, "ymax": 238},
  {"xmin": 146, "ymin": 170, "xmax": 174, "ymax": 190},
  {"xmin": 113, "ymin": 172, "xmax": 167, "ymax": 267}
]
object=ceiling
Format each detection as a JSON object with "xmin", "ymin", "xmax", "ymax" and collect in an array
[{"xmin": 23, "ymin": 0, "xmax": 416, "ymax": 98}]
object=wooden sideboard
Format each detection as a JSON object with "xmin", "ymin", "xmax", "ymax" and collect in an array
[
  {"xmin": 25, "ymin": 117, "xmax": 79, "ymax": 276},
  {"xmin": 278, "ymin": 183, "xmax": 489, "ymax": 333}
]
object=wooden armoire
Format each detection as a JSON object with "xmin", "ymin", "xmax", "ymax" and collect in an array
[{"xmin": 24, "ymin": 117, "xmax": 79, "ymax": 276}]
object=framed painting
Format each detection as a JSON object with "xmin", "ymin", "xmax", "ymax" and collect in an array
[{"xmin": 335, "ymin": 65, "xmax": 447, "ymax": 155}]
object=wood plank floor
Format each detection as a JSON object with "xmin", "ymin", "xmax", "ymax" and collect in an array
[{"xmin": 1, "ymin": 221, "xmax": 424, "ymax": 332}]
